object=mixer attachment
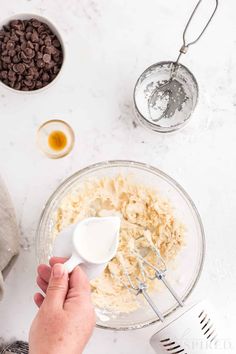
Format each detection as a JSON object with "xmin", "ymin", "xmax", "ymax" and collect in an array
[{"xmin": 115, "ymin": 233, "xmax": 184, "ymax": 322}]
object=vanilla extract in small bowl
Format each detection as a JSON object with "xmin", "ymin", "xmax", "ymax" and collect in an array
[
  {"xmin": 37, "ymin": 120, "xmax": 74, "ymax": 159},
  {"xmin": 48, "ymin": 130, "xmax": 67, "ymax": 152}
]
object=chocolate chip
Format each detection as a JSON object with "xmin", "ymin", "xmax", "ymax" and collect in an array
[
  {"xmin": 6, "ymin": 40, "xmax": 14, "ymax": 50},
  {"xmin": 16, "ymin": 63, "xmax": 26, "ymax": 74},
  {"xmin": 26, "ymin": 25, "xmax": 33, "ymax": 33},
  {"xmin": 14, "ymin": 82, "xmax": 21, "ymax": 90},
  {"xmin": 44, "ymin": 36, "xmax": 51, "ymax": 46},
  {"xmin": 8, "ymin": 70, "xmax": 16, "ymax": 81},
  {"xmin": 10, "ymin": 20, "xmax": 23, "ymax": 31},
  {"xmin": 27, "ymin": 41, "xmax": 34, "ymax": 49},
  {"xmin": 15, "ymin": 30, "xmax": 24, "ymax": 37},
  {"xmin": 41, "ymin": 30, "xmax": 50, "ymax": 38},
  {"xmin": 34, "ymin": 43, "xmax": 39, "ymax": 51},
  {"xmin": 28, "ymin": 66, "xmax": 37, "ymax": 77},
  {"xmin": 9, "ymin": 80, "xmax": 15, "ymax": 88},
  {"xmin": 25, "ymin": 47, "xmax": 35, "ymax": 59},
  {"xmin": 24, "ymin": 62, "xmax": 31, "ymax": 69},
  {"xmin": 2, "ymin": 49, "xmax": 8, "ymax": 56},
  {"xmin": 53, "ymin": 66, "xmax": 60, "ymax": 75},
  {"xmin": 45, "ymin": 61, "xmax": 55, "ymax": 70},
  {"xmin": 0, "ymin": 30, "xmax": 5, "ymax": 39},
  {"xmin": 31, "ymin": 30, "xmax": 39, "ymax": 42},
  {"xmin": 2, "ymin": 62, "xmax": 8, "ymax": 69},
  {"xmin": 37, "ymin": 25, "xmax": 45, "ymax": 34},
  {"xmin": 22, "ymin": 57, "xmax": 31, "ymax": 64},
  {"xmin": 35, "ymin": 80, "xmax": 43, "ymax": 89},
  {"xmin": 41, "ymin": 45, "xmax": 46, "ymax": 53},
  {"xmin": 21, "ymin": 41, "xmax": 27, "ymax": 51},
  {"xmin": 37, "ymin": 59, "xmax": 44, "ymax": 68},
  {"xmin": 12, "ymin": 55, "xmax": 20, "ymax": 64},
  {"xmin": 2, "ymin": 56, "xmax": 11, "ymax": 63},
  {"xmin": 42, "ymin": 72, "xmax": 50, "ymax": 81},
  {"xmin": 31, "ymin": 81, "xmax": 36, "ymax": 89},
  {"xmin": 42, "ymin": 53, "xmax": 51, "ymax": 63},
  {"xmin": 36, "ymin": 52, "xmax": 43, "ymax": 59},
  {"xmin": 32, "ymin": 19, "xmax": 41, "ymax": 28},
  {"xmin": 46, "ymin": 45, "xmax": 57, "ymax": 55},
  {"xmin": 53, "ymin": 54, "xmax": 61, "ymax": 63},
  {"xmin": 8, "ymin": 49, "xmax": 16, "ymax": 57},
  {"xmin": 3, "ymin": 25, "xmax": 10, "ymax": 32},
  {"xmin": 0, "ymin": 70, "xmax": 8, "ymax": 79},
  {"xmin": 20, "ymin": 51, "xmax": 27, "ymax": 60},
  {"xmin": 25, "ymin": 74, "xmax": 33, "ymax": 80},
  {"xmin": 13, "ymin": 64, "xmax": 18, "ymax": 73},
  {"xmin": 52, "ymin": 38, "xmax": 61, "ymax": 48},
  {"xmin": 25, "ymin": 32, "xmax": 32, "ymax": 41},
  {"xmin": 23, "ymin": 79, "xmax": 33, "ymax": 87}
]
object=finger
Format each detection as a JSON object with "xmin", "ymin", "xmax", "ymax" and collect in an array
[
  {"xmin": 49, "ymin": 257, "xmax": 68, "ymax": 267},
  {"xmin": 37, "ymin": 275, "xmax": 48, "ymax": 294},
  {"xmin": 44, "ymin": 263, "xmax": 69, "ymax": 310},
  {"xmin": 37, "ymin": 264, "xmax": 51, "ymax": 283},
  {"xmin": 66, "ymin": 266, "xmax": 91, "ymax": 305},
  {"xmin": 34, "ymin": 292, "xmax": 44, "ymax": 308}
]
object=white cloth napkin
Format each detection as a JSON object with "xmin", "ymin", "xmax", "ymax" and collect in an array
[{"xmin": 0, "ymin": 177, "xmax": 20, "ymax": 300}]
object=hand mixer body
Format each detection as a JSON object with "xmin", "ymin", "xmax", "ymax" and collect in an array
[{"xmin": 150, "ymin": 301, "xmax": 222, "ymax": 354}]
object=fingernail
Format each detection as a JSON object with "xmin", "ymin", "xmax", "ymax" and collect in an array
[{"xmin": 53, "ymin": 264, "xmax": 65, "ymax": 278}]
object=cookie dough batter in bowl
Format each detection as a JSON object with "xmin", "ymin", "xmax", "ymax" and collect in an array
[{"xmin": 36, "ymin": 160, "xmax": 205, "ymax": 330}]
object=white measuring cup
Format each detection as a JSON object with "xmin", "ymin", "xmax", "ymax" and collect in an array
[{"xmin": 52, "ymin": 216, "xmax": 121, "ymax": 280}]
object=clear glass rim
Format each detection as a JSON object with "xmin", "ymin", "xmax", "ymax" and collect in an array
[
  {"xmin": 36, "ymin": 160, "xmax": 205, "ymax": 331},
  {"xmin": 133, "ymin": 61, "xmax": 199, "ymax": 133}
]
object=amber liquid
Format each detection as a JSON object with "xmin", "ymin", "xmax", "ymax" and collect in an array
[{"xmin": 48, "ymin": 130, "xmax": 67, "ymax": 151}]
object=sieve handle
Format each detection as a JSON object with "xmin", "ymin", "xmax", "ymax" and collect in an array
[{"xmin": 177, "ymin": 0, "xmax": 219, "ymax": 62}]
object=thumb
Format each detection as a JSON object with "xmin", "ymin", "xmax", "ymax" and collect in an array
[
  {"xmin": 66, "ymin": 266, "xmax": 91, "ymax": 306},
  {"xmin": 44, "ymin": 263, "xmax": 68, "ymax": 309}
]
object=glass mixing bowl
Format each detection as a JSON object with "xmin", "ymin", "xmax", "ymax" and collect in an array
[{"xmin": 36, "ymin": 160, "xmax": 205, "ymax": 330}]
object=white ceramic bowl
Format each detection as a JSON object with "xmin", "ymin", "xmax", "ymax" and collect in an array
[
  {"xmin": 36, "ymin": 161, "xmax": 205, "ymax": 331},
  {"xmin": 0, "ymin": 13, "xmax": 65, "ymax": 93}
]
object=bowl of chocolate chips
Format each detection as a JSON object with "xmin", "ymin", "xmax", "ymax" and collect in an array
[{"xmin": 0, "ymin": 14, "xmax": 64, "ymax": 92}]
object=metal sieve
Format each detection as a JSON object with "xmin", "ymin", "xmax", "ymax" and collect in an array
[{"xmin": 134, "ymin": 0, "xmax": 219, "ymax": 133}]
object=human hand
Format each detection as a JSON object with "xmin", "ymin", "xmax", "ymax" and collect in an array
[{"xmin": 29, "ymin": 257, "xmax": 95, "ymax": 354}]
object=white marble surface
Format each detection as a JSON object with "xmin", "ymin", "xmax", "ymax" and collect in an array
[{"xmin": 0, "ymin": 0, "xmax": 236, "ymax": 352}]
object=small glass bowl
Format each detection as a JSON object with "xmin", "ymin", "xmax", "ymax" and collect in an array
[
  {"xmin": 37, "ymin": 120, "xmax": 75, "ymax": 159},
  {"xmin": 0, "ymin": 13, "xmax": 65, "ymax": 93},
  {"xmin": 36, "ymin": 160, "xmax": 205, "ymax": 331},
  {"xmin": 134, "ymin": 61, "xmax": 199, "ymax": 133}
]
